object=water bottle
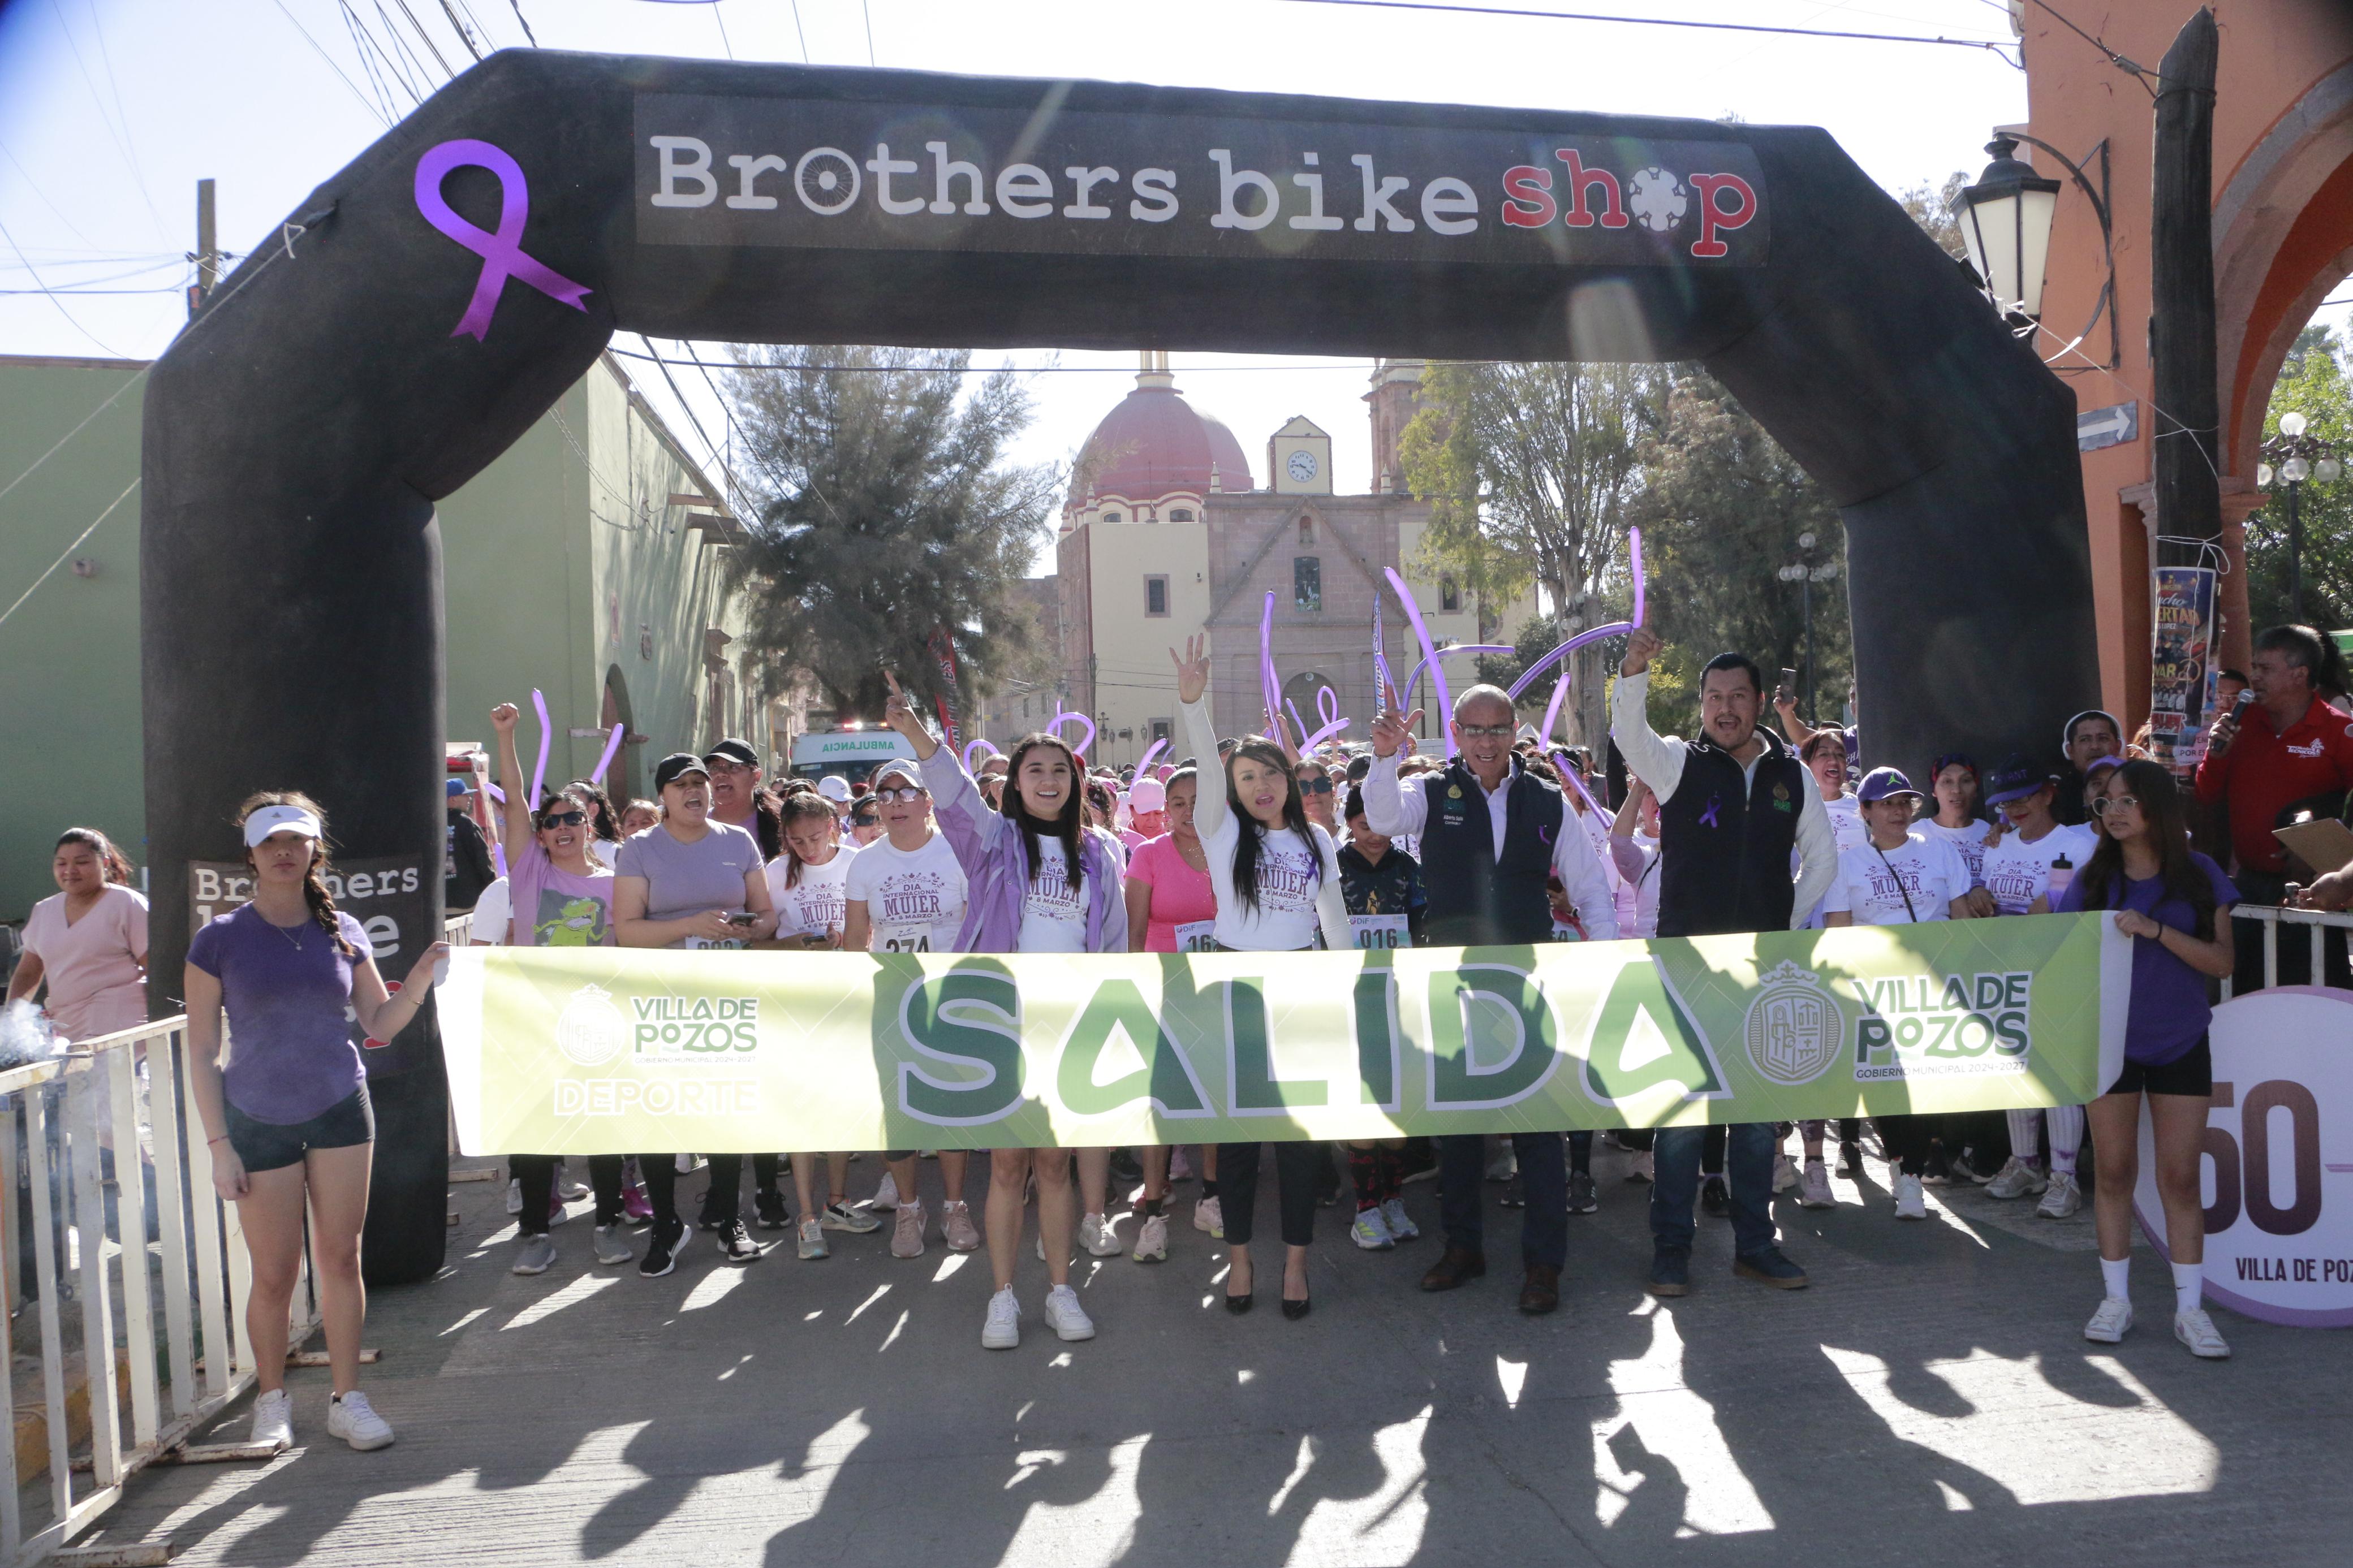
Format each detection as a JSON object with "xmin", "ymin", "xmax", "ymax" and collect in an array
[{"xmin": 2047, "ymin": 852, "xmax": 2075, "ymax": 902}]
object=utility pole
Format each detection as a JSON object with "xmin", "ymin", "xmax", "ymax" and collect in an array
[{"xmin": 188, "ymin": 178, "xmax": 219, "ymax": 319}]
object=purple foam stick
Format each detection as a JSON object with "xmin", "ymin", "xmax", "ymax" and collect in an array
[
  {"xmin": 529, "ymin": 689, "xmax": 553, "ymax": 811},
  {"xmin": 1045, "ymin": 708, "xmax": 1097, "ymax": 761},
  {"xmin": 1300, "ymin": 686, "xmax": 1351, "ymax": 751},
  {"xmin": 484, "ymin": 781, "xmax": 505, "ymax": 804},
  {"xmin": 1373, "ymin": 596, "xmax": 1395, "ymax": 703},
  {"xmin": 1551, "ymin": 749, "xmax": 1615, "ymax": 843},
  {"xmin": 1258, "ymin": 591, "xmax": 1283, "ymax": 740},
  {"xmin": 1629, "ymin": 525, "xmax": 1646, "ymax": 627},
  {"xmin": 1382, "ymin": 568, "xmax": 1459, "ymax": 758},
  {"xmin": 1505, "ymin": 526, "xmax": 1650, "ymax": 701},
  {"xmin": 1401, "ymin": 644, "xmax": 1514, "ymax": 711},
  {"xmin": 962, "ymin": 737, "xmax": 1000, "ymax": 772},
  {"xmin": 1540, "ymin": 666, "xmax": 1574, "ymax": 750},
  {"xmin": 492, "ymin": 845, "xmax": 507, "ymax": 878},
  {"xmin": 1134, "ymin": 737, "xmax": 1169, "ymax": 777},
  {"xmin": 590, "ymin": 721, "xmax": 626, "ymax": 785}
]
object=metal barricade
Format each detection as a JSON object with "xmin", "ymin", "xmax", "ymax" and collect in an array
[
  {"xmin": 0, "ymin": 1017, "xmax": 312, "ymax": 1563},
  {"xmin": 2220, "ymin": 905, "xmax": 2353, "ymax": 999}
]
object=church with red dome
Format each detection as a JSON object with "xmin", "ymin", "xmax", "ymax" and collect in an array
[{"xmin": 1026, "ymin": 355, "xmax": 1528, "ymax": 765}]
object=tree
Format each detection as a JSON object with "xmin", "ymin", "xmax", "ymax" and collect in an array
[
  {"xmin": 1897, "ymin": 171, "xmax": 1970, "ymax": 261},
  {"xmin": 2244, "ymin": 324, "xmax": 2352, "ymax": 632},
  {"xmin": 723, "ymin": 345, "xmax": 1057, "ymax": 722},
  {"xmin": 1622, "ymin": 373, "xmax": 1852, "ymax": 740},
  {"xmin": 1398, "ymin": 361, "xmax": 1657, "ymax": 745}
]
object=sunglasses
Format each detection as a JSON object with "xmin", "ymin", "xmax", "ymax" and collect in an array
[
  {"xmin": 1457, "ymin": 723, "xmax": 1515, "ymax": 740},
  {"xmin": 873, "ymin": 786, "xmax": 928, "ymax": 804},
  {"xmin": 2089, "ymin": 794, "xmax": 2142, "ymax": 815},
  {"xmin": 1298, "ymin": 777, "xmax": 1334, "ymax": 794},
  {"xmin": 537, "ymin": 810, "xmax": 587, "ymax": 828}
]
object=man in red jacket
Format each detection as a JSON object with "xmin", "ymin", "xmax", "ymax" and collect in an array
[{"xmin": 2195, "ymin": 624, "xmax": 2353, "ymax": 991}]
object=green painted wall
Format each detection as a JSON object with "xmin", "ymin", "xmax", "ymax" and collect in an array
[{"xmin": 0, "ymin": 354, "xmax": 751, "ymax": 927}]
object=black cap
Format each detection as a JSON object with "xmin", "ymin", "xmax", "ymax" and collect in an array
[
  {"xmin": 653, "ymin": 752, "xmax": 711, "ymax": 791},
  {"xmin": 702, "ymin": 737, "xmax": 758, "ymax": 769}
]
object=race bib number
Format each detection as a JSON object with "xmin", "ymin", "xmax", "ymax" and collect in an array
[
  {"xmin": 877, "ymin": 924, "xmax": 933, "ymax": 954},
  {"xmin": 1172, "ymin": 920, "xmax": 1216, "ymax": 954},
  {"xmin": 1351, "ymin": 913, "xmax": 1411, "ymax": 950},
  {"xmin": 683, "ymin": 935, "xmax": 749, "ymax": 952}
]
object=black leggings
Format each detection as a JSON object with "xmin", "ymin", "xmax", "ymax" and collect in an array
[
  {"xmin": 1878, "ymin": 1115, "xmax": 1936, "ymax": 1176},
  {"xmin": 511, "ymin": 1154, "xmax": 625, "ymax": 1235},
  {"xmin": 635, "ymin": 1154, "xmax": 775, "ymax": 1228},
  {"xmin": 1612, "ymin": 1126, "xmax": 1723, "ymax": 1169},
  {"xmin": 1218, "ymin": 1142, "xmax": 1319, "ymax": 1249}
]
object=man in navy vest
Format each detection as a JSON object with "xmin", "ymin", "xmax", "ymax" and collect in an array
[
  {"xmin": 1365, "ymin": 683, "xmax": 1618, "ymax": 1314},
  {"xmin": 1611, "ymin": 627, "xmax": 1835, "ymax": 1298}
]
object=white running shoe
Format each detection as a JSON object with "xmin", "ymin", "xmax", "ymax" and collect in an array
[
  {"xmin": 1192, "ymin": 1195, "xmax": 1223, "ymax": 1239},
  {"xmin": 1132, "ymin": 1212, "xmax": 1169, "ymax": 1263},
  {"xmin": 797, "ymin": 1217, "xmax": 829, "ymax": 1260},
  {"xmin": 1169, "ymin": 1145, "xmax": 1195, "ymax": 1182},
  {"xmin": 1350, "ymin": 1205, "xmax": 1396, "ymax": 1251},
  {"xmin": 556, "ymin": 1162, "xmax": 591, "ymax": 1200},
  {"xmin": 890, "ymin": 1199, "xmax": 926, "ymax": 1259},
  {"xmin": 326, "ymin": 1390, "xmax": 394, "ymax": 1451},
  {"xmin": 592, "ymin": 1224, "xmax": 635, "ymax": 1266},
  {"xmin": 2037, "ymin": 1170, "xmax": 2083, "ymax": 1219},
  {"xmin": 1079, "ymin": 1212, "xmax": 1123, "ymax": 1257},
  {"xmin": 870, "ymin": 1171, "xmax": 900, "ymax": 1212},
  {"xmin": 511, "ymin": 1233, "xmax": 556, "ymax": 1275},
  {"xmin": 982, "ymin": 1287, "xmax": 1021, "ymax": 1350},
  {"xmin": 1893, "ymin": 1173, "xmax": 1929, "ymax": 1221},
  {"xmin": 1043, "ymin": 1284, "xmax": 1096, "ymax": 1342},
  {"xmin": 1798, "ymin": 1159, "xmax": 1835, "ymax": 1210},
  {"xmin": 821, "ymin": 1200, "xmax": 881, "ymax": 1234},
  {"xmin": 1627, "ymin": 1150, "xmax": 1654, "ymax": 1184},
  {"xmin": 1380, "ymin": 1196, "xmax": 1420, "ymax": 1241},
  {"xmin": 1986, "ymin": 1156, "xmax": 2049, "ymax": 1200},
  {"xmin": 2084, "ymin": 1295, "xmax": 2134, "ymax": 1344},
  {"xmin": 505, "ymin": 1178, "xmax": 523, "ymax": 1216},
  {"xmin": 2175, "ymin": 1307, "xmax": 2230, "ymax": 1359},
  {"xmin": 1772, "ymin": 1152, "xmax": 1799, "ymax": 1193},
  {"xmin": 249, "ymin": 1388, "xmax": 292, "ymax": 1450}
]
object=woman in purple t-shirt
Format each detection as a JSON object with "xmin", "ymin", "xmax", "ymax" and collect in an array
[
  {"xmin": 2060, "ymin": 760, "xmax": 2237, "ymax": 1360},
  {"xmin": 184, "ymin": 793, "xmax": 450, "ymax": 1454}
]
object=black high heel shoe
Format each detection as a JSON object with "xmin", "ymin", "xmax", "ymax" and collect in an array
[
  {"xmin": 1281, "ymin": 1292, "xmax": 1312, "ymax": 1320},
  {"xmin": 1226, "ymin": 1258, "xmax": 1255, "ymax": 1314}
]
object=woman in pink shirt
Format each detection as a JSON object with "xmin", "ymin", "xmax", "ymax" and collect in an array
[
  {"xmin": 8, "ymin": 828, "xmax": 148, "ymax": 1042},
  {"xmin": 1121, "ymin": 767, "xmax": 1220, "ymax": 1259}
]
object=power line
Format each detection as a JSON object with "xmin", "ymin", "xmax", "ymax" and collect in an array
[
  {"xmin": 505, "ymin": 0, "xmax": 537, "ymax": 45},
  {"xmin": 0, "ymin": 212, "xmax": 127, "ymax": 357},
  {"xmin": 269, "ymin": 0, "xmax": 393, "ymax": 125},
  {"xmin": 0, "ymin": 476, "xmax": 138, "ymax": 631},
  {"xmin": 1274, "ymin": 0, "xmax": 2020, "ymax": 63}
]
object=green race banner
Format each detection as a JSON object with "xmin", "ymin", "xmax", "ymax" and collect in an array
[{"xmin": 441, "ymin": 914, "xmax": 2130, "ymax": 1154}]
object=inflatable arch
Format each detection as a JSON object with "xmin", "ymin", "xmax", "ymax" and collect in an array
[{"xmin": 142, "ymin": 52, "xmax": 2095, "ymax": 1278}]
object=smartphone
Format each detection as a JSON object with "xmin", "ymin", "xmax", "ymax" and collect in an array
[{"xmin": 726, "ymin": 912, "xmax": 758, "ymax": 927}]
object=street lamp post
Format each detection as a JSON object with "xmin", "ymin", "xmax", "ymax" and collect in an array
[
  {"xmin": 2256, "ymin": 411, "xmax": 2344, "ymax": 623},
  {"xmin": 1776, "ymin": 530, "xmax": 1839, "ymax": 723}
]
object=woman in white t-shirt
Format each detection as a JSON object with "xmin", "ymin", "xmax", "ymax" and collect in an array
[
  {"xmin": 7, "ymin": 827, "xmax": 148, "ymax": 1042},
  {"xmin": 1174, "ymin": 637, "xmax": 1348, "ymax": 1321},
  {"xmin": 759, "ymin": 791, "xmax": 884, "ymax": 1262},
  {"xmin": 1791, "ymin": 730, "xmax": 1868, "ymax": 1195},
  {"xmin": 1917, "ymin": 753, "xmax": 1998, "ymax": 917},
  {"xmin": 841, "ymin": 759, "xmax": 980, "ymax": 1262},
  {"xmin": 1824, "ymin": 767, "xmax": 1983, "ymax": 1222}
]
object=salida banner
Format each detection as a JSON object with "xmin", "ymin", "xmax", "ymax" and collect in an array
[{"xmin": 443, "ymin": 914, "xmax": 2127, "ymax": 1155}]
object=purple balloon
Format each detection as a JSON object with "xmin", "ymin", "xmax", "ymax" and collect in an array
[
  {"xmin": 962, "ymin": 738, "xmax": 1000, "ymax": 772},
  {"xmin": 1382, "ymin": 568, "xmax": 1460, "ymax": 759},
  {"xmin": 529, "ymin": 689, "xmax": 553, "ymax": 811},
  {"xmin": 590, "ymin": 721, "xmax": 626, "ymax": 786},
  {"xmin": 1045, "ymin": 708, "xmax": 1097, "ymax": 761}
]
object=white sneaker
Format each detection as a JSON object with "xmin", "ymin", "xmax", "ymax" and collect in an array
[
  {"xmin": 1350, "ymin": 1205, "xmax": 1396, "ymax": 1251},
  {"xmin": 1627, "ymin": 1150, "xmax": 1654, "ymax": 1184},
  {"xmin": 1079, "ymin": 1212, "xmax": 1123, "ymax": 1257},
  {"xmin": 796, "ymin": 1217, "xmax": 829, "ymax": 1260},
  {"xmin": 1986, "ymin": 1156, "xmax": 2049, "ymax": 1200},
  {"xmin": 1893, "ymin": 1173, "xmax": 1928, "ymax": 1220},
  {"xmin": 1772, "ymin": 1152, "xmax": 1799, "ymax": 1193},
  {"xmin": 982, "ymin": 1287, "xmax": 1021, "ymax": 1350},
  {"xmin": 2084, "ymin": 1295, "xmax": 2134, "ymax": 1344},
  {"xmin": 1169, "ymin": 1145, "xmax": 1195, "ymax": 1182},
  {"xmin": 505, "ymin": 1178, "xmax": 523, "ymax": 1216},
  {"xmin": 1131, "ymin": 1212, "xmax": 1169, "ymax": 1263},
  {"xmin": 1192, "ymin": 1195, "xmax": 1223, "ymax": 1239},
  {"xmin": 2175, "ymin": 1307, "xmax": 2230, "ymax": 1359},
  {"xmin": 556, "ymin": 1162, "xmax": 590, "ymax": 1200},
  {"xmin": 870, "ymin": 1171, "xmax": 900, "ymax": 1212},
  {"xmin": 249, "ymin": 1388, "xmax": 292, "ymax": 1450},
  {"xmin": 1485, "ymin": 1146, "xmax": 1518, "ymax": 1182},
  {"xmin": 1798, "ymin": 1159, "xmax": 1835, "ymax": 1210},
  {"xmin": 1380, "ymin": 1196, "xmax": 1419, "ymax": 1241},
  {"xmin": 821, "ymin": 1200, "xmax": 881, "ymax": 1234},
  {"xmin": 2037, "ymin": 1170, "xmax": 2083, "ymax": 1219},
  {"xmin": 1044, "ymin": 1284, "xmax": 1096, "ymax": 1342},
  {"xmin": 890, "ymin": 1199, "xmax": 926, "ymax": 1259},
  {"xmin": 592, "ymin": 1224, "xmax": 635, "ymax": 1266},
  {"xmin": 326, "ymin": 1390, "xmax": 394, "ymax": 1451}
]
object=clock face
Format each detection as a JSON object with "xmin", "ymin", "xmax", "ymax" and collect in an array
[{"xmin": 1287, "ymin": 448, "xmax": 1318, "ymax": 482}]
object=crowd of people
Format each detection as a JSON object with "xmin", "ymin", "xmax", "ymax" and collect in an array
[{"xmin": 10, "ymin": 622, "xmax": 2352, "ymax": 1453}]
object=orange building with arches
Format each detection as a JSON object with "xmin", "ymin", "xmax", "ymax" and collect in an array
[{"xmin": 2020, "ymin": 0, "xmax": 2353, "ymax": 723}]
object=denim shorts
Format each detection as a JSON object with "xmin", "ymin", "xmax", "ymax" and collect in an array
[{"xmin": 226, "ymin": 1087, "xmax": 376, "ymax": 1173}]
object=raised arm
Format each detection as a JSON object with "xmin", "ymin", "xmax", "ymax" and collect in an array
[
  {"xmin": 1173, "ymin": 637, "xmax": 1230, "ymax": 844},
  {"xmin": 1610, "ymin": 628, "xmax": 1687, "ymax": 803},
  {"xmin": 490, "ymin": 702, "xmax": 537, "ymax": 854},
  {"xmin": 1364, "ymin": 680, "xmax": 1429, "ymax": 839}
]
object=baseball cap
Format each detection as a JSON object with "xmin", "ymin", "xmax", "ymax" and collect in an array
[
  {"xmin": 1128, "ymin": 776, "xmax": 1166, "ymax": 813},
  {"xmin": 445, "ymin": 777, "xmax": 469, "ymax": 800},
  {"xmin": 244, "ymin": 803, "xmax": 324, "ymax": 848},
  {"xmin": 1856, "ymin": 766, "xmax": 1923, "ymax": 804},
  {"xmin": 1983, "ymin": 753, "xmax": 2057, "ymax": 805},
  {"xmin": 816, "ymin": 775, "xmax": 852, "ymax": 803},
  {"xmin": 702, "ymin": 737, "xmax": 758, "ymax": 770},
  {"xmin": 652, "ymin": 752, "xmax": 710, "ymax": 791},
  {"xmin": 873, "ymin": 761, "xmax": 924, "ymax": 791},
  {"xmin": 2084, "ymin": 754, "xmax": 2126, "ymax": 779}
]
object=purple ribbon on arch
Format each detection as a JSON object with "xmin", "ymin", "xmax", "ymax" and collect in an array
[{"xmin": 415, "ymin": 139, "xmax": 593, "ymax": 342}]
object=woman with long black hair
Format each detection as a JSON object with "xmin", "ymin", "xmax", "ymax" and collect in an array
[
  {"xmin": 2059, "ymin": 759, "xmax": 2238, "ymax": 1358},
  {"xmin": 184, "ymin": 793, "xmax": 449, "ymax": 1452},
  {"xmin": 880, "ymin": 672, "xmax": 1127, "ymax": 1350},
  {"xmin": 1173, "ymin": 637, "xmax": 1349, "ymax": 1319}
]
